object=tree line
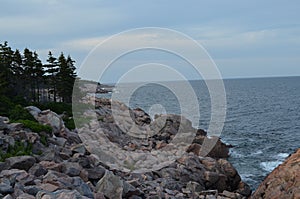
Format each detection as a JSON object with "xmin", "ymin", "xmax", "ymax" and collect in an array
[{"xmin": 0, "ymin": 41, "xmax": 77, "ymax": 103}]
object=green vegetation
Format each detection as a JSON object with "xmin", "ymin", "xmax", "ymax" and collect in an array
[
  {"xmin": 9, "ymin": 105, "xmax": 35, "ymax": 121},
  {"xmin": 0, "ymin": 41, "xmax": 77, "ymax": 104},
  {"xmin": 0, "ymin": 141, "xmax": 33, "ymax": 162},
  {"xmin": 0, "ymin": 41, "xmax": 88, "ymax": 161},
  {"xmin": 40, "ymin": 134, "xmax": 48, "ymax": 146},
  {"xmin": 0, "ymin": 41, "xmax": 80, "ymax": 130},
  {"xmin": 15, "ymin": 120, "xmax": 52, "ymax": 134}
]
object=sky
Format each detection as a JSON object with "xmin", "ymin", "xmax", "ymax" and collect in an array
[{"xmin": 1, "ymin": 0, "xmax": 300, "ymax": 83}]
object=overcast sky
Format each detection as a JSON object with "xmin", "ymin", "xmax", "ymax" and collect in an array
[{"xmin": 1, "ymin": 0, "xmax": 300, "ymax": 82}]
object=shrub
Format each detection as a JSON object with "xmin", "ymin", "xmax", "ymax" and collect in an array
[
  {"xmin": 40, "ymin": 134, "xmax": 48, "ymax": 146},
  {"xmin": 9, "ymin": 105, "xmax": 35, "ymax": 121},
  {"xmin": 34, "ymin": 102, "xmax": 72, "ymax": 116},
  {"xmin": 15, "ymin": 119, "xmax": 52, "ymax": 134},
  {"xmin": 33, "ymin": 102, "xmax": 76, "ymax": 130},
  {"xmin": 0, "ymin": 141, "xmax": 33, "ymax": 162},
  {"xmin": 64, "ymin": 117, "xmax": 75, "ymax": 130}
]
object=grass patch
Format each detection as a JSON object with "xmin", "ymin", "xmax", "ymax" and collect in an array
[
  {"xmin": 0, "ymin": 141, "xmax": 33, "ymax": 162},
  {"xmin": 15, "ymin": 119, "xmax": 52, "ymax": 134}
]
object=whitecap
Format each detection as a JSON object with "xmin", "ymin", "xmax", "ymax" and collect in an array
[
  {"xmin": 276, "ymin": 153, "xmax": 289, "ymax": 159},
  {"xmin": 260, "ymin": 161, "xmax": 282, "ymax": 172}
]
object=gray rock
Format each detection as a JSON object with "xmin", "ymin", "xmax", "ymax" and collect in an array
[
  {"xmin": 16, "ymin": 193, "xmax": 35, "ymax": 199},
  {"xmin": 28, "ymin": 163, "xmax": 48, "ymax": 177},
  {"xmin": 86, "ymin": 166, "xmax": 106, "ymax": 181},
  {"xmin": 61, "ymin": 162, "xmax": 82, "ymax": 177},
  {"xmin": 71, "ymin": 144, "xmax": 86, "ymax": 154},
  {"xmin": 220, "ymin": 190, "xmax": 237, "ymax": 198},
  {"xmin": 48, "ymin": 137, "xmax": 67, "ymax": 147},
  {"xmin": 96, "ymin": 170, "xmax": 123, "ymax": 199},
  {"xmin": 25, "ymin": 106, "xmax": 41, "ymax": 118},
  {"xmin": 23, "ymin": 185, "xmax": 41, "ymax": 196},
  {"xmin": 123, "ymin": 180, "xmax": 141, "ymax": 198},
  {"xmin": 6, "ymin": 156, "xmax": 36, "ymax": 171},
  {"xmin": 0, "ymin": 183, "xmax": 14, "ymax": 194},
  {"xmin": 38, "ymin": 148, "xmax": 63, "ymax": 163},
  {"xmin": 66, "ymin": 131, "xmax": 82, "ymax": 144},
  {"xmin": 0, "ymin": 162, "xmax": 9, "ymax": 172},
  {"xmin": 8, "ymin": 123, "xmax": 24, "ymax": 132},
  {"xmin": 72, "ymin": 176, "xmax": 94, "ymax": 198},
  {"xmin": 0, "ymin": 169, "xmax": 28, "ymax": 183},
  {"xmin": 36, "ymin": 189, "xmax": 90, "ymax": 199}
]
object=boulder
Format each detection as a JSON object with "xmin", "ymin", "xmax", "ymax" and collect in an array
[
  {"xmin": 71, "ymin": 144, "xmax": 86, "ymax": 154},
  {"xmin": 86, "ymin": 167, "xmax": 106, "ymax": 182},
  {"xmin": 16, "ymin": 193, "xmax": 35, "ymax": 199},
  {"xmin": 61, "ymin": 162, "xmax": 83, "ymax": 177},
  {"xmin": 48, "ymin": 137, "xmax": 67, "ymax": 147},
  {"xmin": 96, "ymin": 170, "xmax": 123, "ymax": 199},
  {"xmin": 0, "ymin": 169, "xmax": 28, "ymax": 182},
  {"xmin": 26, "ymin": 106, "xmax": 66, "ymax": 137},
  {"xmin": 6, "ymin": 155, "xmax": 36, "ymax": 171},
  {"xmin": 0, "ymin": 183, "xmax": 14, "ymax": 195},
  {"xmin": 252, "ymin": 148, "xmax": 300, "ymax": 199},
  {"xmin": 36, "ymin": 189, "xmax": 90, "ymax": 199},
  {"xmin": 28, "ymin": 163, "xmax": 48, "ymax": 177}
]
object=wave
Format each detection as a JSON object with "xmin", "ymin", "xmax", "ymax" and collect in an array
[
  {"xmin": 260, "ymin": 152, "xmax": 289, "ymax": 172},
  {"xmin": 260, "ymin": 161, "xmax": 282, "ymax": 172},
  {"xmin": 275, "ymin": 153, "xmax": 289, "ymax": 159}
]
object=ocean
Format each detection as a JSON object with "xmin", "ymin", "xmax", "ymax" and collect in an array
[{"xmin": 97, "ymin": 76, "xmax": 300, "ymax": 190}]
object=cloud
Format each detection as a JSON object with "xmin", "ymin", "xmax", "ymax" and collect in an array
[{"xmin": 1, "ymin": 0, "xmax": 300, "ymax": 80}]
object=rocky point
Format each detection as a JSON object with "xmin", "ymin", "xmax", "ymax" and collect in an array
[{"xmin": 0, "ymin": 97, "xmax": 276, "ymax": 199}]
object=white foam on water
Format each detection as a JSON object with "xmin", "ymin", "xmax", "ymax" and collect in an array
[
  {"xmin": 276, "ymin": 153, "xmax": 289, "ymax": 159},
  {"xmin": 260, "ymin": 152, "xmax": 290, "ymax": 173},
  {"xmin": 260, "ymin": 161, "xmax": 282, "ymax": 172}
]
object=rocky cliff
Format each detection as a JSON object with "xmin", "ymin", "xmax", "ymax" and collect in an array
[
  {"xmin": 0, "ymin": 98, "xmax": 252, "ymax": 198},
  {"xmin": 251, "ymin": 148, "xmax": 300, "ymax": 199}
]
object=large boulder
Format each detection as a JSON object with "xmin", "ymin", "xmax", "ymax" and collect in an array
[
  {"xmin": 6, "ymin": 156, "xmax": 36, "ymax": 171},
  {"xmin": 96, "ymin": 170, "xmax": 123, "ymax": 199},
  {"xmin": 252, "ymin": 148, "xmax": 300, "ymax": 199},
  {"xmin": 26, "ymin": 106, "xmax": 66, "ymax": 137},
  {"xmin": 36, "ymin": 189, "xmax": 90, "ymax": 199}
]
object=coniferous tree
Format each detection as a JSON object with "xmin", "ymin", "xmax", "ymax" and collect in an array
[
  {"xmin": 0, "ymin": 41, "xmax": 14, "ymax": 95},
  {"xmin": 11, "ymin": 49, "xmax": 25, "ymax": 96},
  {"xmin": 23, "ymin": 48, "xmax": 38, "ymax": 102},
  {"xmin": 56, "ymin": 53, "xmax": 76, "ymax": 103},
  {"xmin": 32, "ymin": 52, "xmax": 44, "ymax": 102},
  {"xmin": 44, "ymin": 51, "xmax": 59, "ymax": 102},
  {"xmin": 0, "ymin": 42, "xmax": 77, "ymax": 104}
]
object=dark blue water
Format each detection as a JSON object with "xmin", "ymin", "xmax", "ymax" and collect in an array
[{"xmin": 98, "ymin": 76, "xmax": 300, "ymax": 190}]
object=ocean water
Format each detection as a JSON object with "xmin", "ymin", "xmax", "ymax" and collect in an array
[{"xmin": 98, "ymin": 76, "xmax": 300, "ymax": 190}]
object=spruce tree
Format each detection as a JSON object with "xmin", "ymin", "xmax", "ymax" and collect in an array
[
  {"xmin": 44, "ymin": 51, "xmax": 59, "ymax": 102},
  {"xmin": 57, "ymin": 53, "xmax": 76, "ymax": 103},
  {"xmin": 0, "ymin": 41, "xmax": 14, "ymax": 96}
]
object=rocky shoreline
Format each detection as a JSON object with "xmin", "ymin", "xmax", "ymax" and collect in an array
[{"xmin": 0, "ymin": 97, "xmax": 298, "ymax": 198}]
